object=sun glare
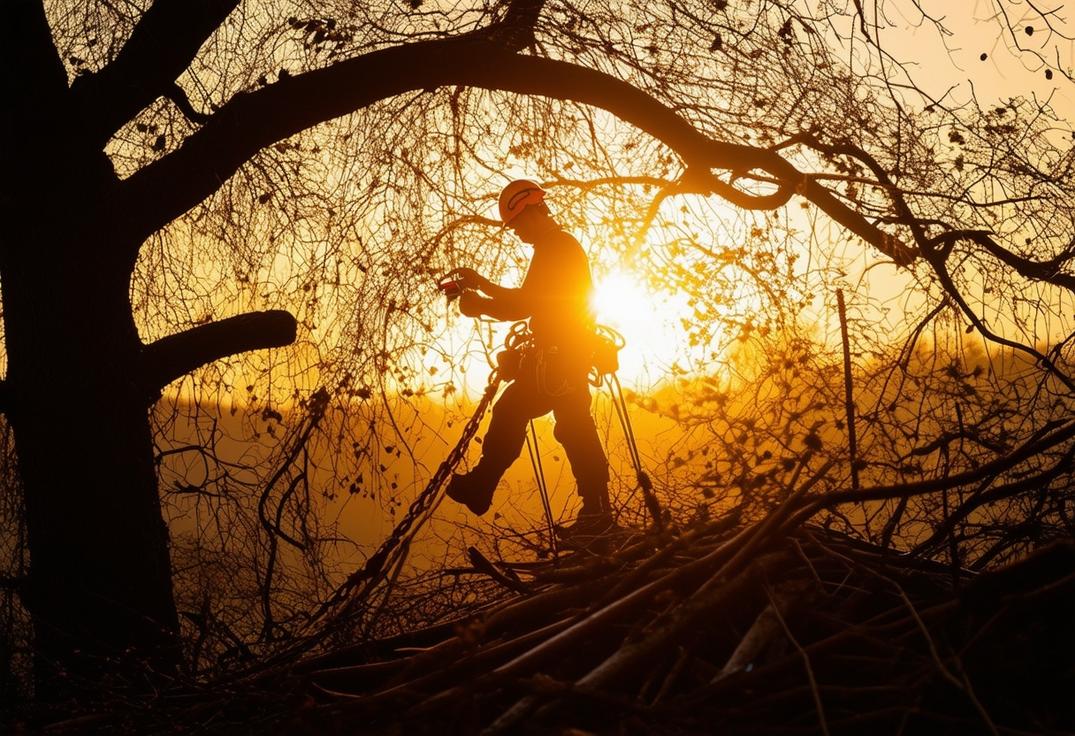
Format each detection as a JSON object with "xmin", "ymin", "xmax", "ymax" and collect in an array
[
  {"xmin": 591, "ymin": 270, "xmax": 688, "ymax": 388},
  {"xmin": 432, "ymin": 268, "xmax": 694, "ymax": 398}
]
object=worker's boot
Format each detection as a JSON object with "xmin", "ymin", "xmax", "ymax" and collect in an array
[
  {"xmin": 446, "ymin": 471, "xmax": 496, "ymax": 515},
  {"xmin": 560, "ymin": 486, "xmax": 614, "ymax": 539}
]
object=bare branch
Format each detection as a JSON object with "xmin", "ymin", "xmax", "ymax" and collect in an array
[
  {"xmin": 929, "ymin": 229, "xmax": 1075, "ymax": 293},
  {"xmin": 165, "ymin": 82, "xmax": 211, "ymax": 125},
  {"xmin": 806, "ymin": 419, "xmax": 1075, "ymax": 514},
  {"xmin": 909, "ymin": 445, "xmax": 1075, "ymax": 558}
]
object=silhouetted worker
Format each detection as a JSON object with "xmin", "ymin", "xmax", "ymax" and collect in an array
[{"xmin": 445, "ymin": 179, "xmax": 612, "ymax": 534}]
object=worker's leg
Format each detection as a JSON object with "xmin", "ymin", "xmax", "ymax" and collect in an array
[
  {"xmin": 475, "ymin": 379, "xmax": 544, "ymax": 482},
  {"xmin": 447, "ymin": 379, "xmax": 545, "ymax": 515},
  {"xmin": 552, "ymin": 384, "xmax": 611, "ymax": 518}
]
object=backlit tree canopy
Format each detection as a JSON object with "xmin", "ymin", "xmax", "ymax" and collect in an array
[{"xmin": 2, "ymin": 0, "xmax": 1074, "ymax": 711}]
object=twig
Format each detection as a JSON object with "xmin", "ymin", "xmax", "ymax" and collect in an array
[
  {"xmin": 468, "ymin": 546, "xmax": 534, "ymax": 595},
  {"xmin": 836, "ymin": 289, "xmax": 860, "ymax": 494},
  {"xmin": 870, "ymin": 567, "xmax": 1000, "ymax": 736},
  {"xmin": 765, "ymin": 582, "xmax": 831, "ymax": 736}
]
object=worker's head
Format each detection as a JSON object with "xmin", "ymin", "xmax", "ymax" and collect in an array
[{"xmin": 499, "ymin": 179, "xmax": 555, "ymax": 243}]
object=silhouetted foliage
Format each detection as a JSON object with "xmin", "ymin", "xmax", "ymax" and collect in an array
[{"xmin": 1, "ymin": 0, "xmax": 1074, "ymax": 728}]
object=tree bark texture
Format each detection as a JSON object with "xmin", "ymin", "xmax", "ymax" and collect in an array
[{"xmin": 2, "ymin": 218, "xmax": 181, "ymax": 695}]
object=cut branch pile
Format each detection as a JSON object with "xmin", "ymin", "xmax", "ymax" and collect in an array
[
  {"xmin": 281, "ymin": 517, "xmax": 1075, "ymax": 735},
  {"xmin": 34, "ymin": 503, "xmax": 1075, "ymax": 735}
]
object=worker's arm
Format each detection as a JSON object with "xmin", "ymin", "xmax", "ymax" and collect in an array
[
  {"xmin": 452, "ymin": 268, "xmax": 533, "ymax": 321},
  {"xmin": 459, "ymin": 290, "xmax": 529, "ymax": 321}
]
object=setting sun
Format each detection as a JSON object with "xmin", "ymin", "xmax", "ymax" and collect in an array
[{"xmin": 591, "ymin": 269, "xmax": 689, "ymax": 388}]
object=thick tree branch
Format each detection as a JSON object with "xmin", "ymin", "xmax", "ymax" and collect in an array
[
  {"xmin": 141, "ymin": 310, "xmax": 297, "ymax": 394},
  {"xmin": 121, "ymin": 37, "xmax": 914, "ymax": 266},
  {"xmin": 3, "ymin": 0, "xmax": 72, "ymax": 226},
  {"xmin": 70, "ymin": 0, "xmax": 239, "ymax": 148},
  {"xmin": 781, "ymin": 132, "xmax": 926, "ymax": 251}
]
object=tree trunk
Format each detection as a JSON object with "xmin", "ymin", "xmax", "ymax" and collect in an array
[
  {"xmin": 2, "ymin": 230, "xmax": 179, "ymax": 700},
  {"xmin": 1, "ymin": 4, "xmax": 182, "ymax": 701}
]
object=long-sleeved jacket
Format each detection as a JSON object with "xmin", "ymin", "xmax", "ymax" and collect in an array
[{"xmin": 480, "ymin": 228, "xmax": 596, "ymax": 355}]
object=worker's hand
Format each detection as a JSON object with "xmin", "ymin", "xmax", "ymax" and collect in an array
[
  {"xmin": 448, "ymin": 268, "xmax": 489, "ymax": 292},
  {"xmin": 458, "ymin": 290, "xmax": 486, "ymax": 318}
]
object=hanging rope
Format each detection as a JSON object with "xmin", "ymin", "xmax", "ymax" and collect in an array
[
  {"xmin": 314, "ymin": 320, "xmax": 539, "ymax": 627},
  {"xmin": 602, "ymin": 353, "xmax": 664, "ymax": 532},
  {"xmin": 525, "ymin": 419, "xmax": 558, "ymax": 557}
]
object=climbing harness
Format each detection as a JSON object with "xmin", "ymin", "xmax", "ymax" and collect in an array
[
  {"xmin": 590, "ymin": 324, "xmax": 626, "ymax": 386},
  {"xmin": 495, "ymin": 320, "xmax": 533, "ymax": 382}
]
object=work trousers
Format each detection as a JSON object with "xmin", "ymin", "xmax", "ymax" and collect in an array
[{"xmin": 472, "ymin": 351, "xmax": 610, "ymax": 507}]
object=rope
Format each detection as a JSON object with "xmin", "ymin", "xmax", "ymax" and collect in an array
[
  {"xmin": 320, "ymin": 320, "xmax": 531, "ymax": 623},
  {"xmin": 525, "ymin": 419, "xmax": 559, "ymax": 557},
  {"xmin": 273, "ymin": 320, "xmax": 663, "ymax": 663},
  {"xmin": 605, "ymin": 372, "xmax": 664, "ymax": 531}
]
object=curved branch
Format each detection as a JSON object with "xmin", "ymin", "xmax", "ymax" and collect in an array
[
  {"xmin": 929, "ymin": 229, "xmax": 1075, "ymax": 293},
  {"xmin": 924, "ymin": 253, "xmax": 1075, "ymax": 392},
  {"xmin": 165, "ymin": 82, "xmax": 211, "ymax": 125},
  {"xmin": 141, "ymin": 309, "xmax": 297, "ymax": 394},
  {"xmin": 703, "ymin": 172, "xmax": 795, "ymax": 211},
  {"xmin": 908, "ymin": 445, "xmax": 1075, "ymax": 558},
  {"xmin": 70, "ymin": 0, "xmax": 240, "ymax": 148},
  {"xmin": 121, "ymin": 39, "xmax": 915, "ymax": 267},
  {"xmin": 806, "ymin": 419, "xmax": 1075, "ymax": 513}
]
